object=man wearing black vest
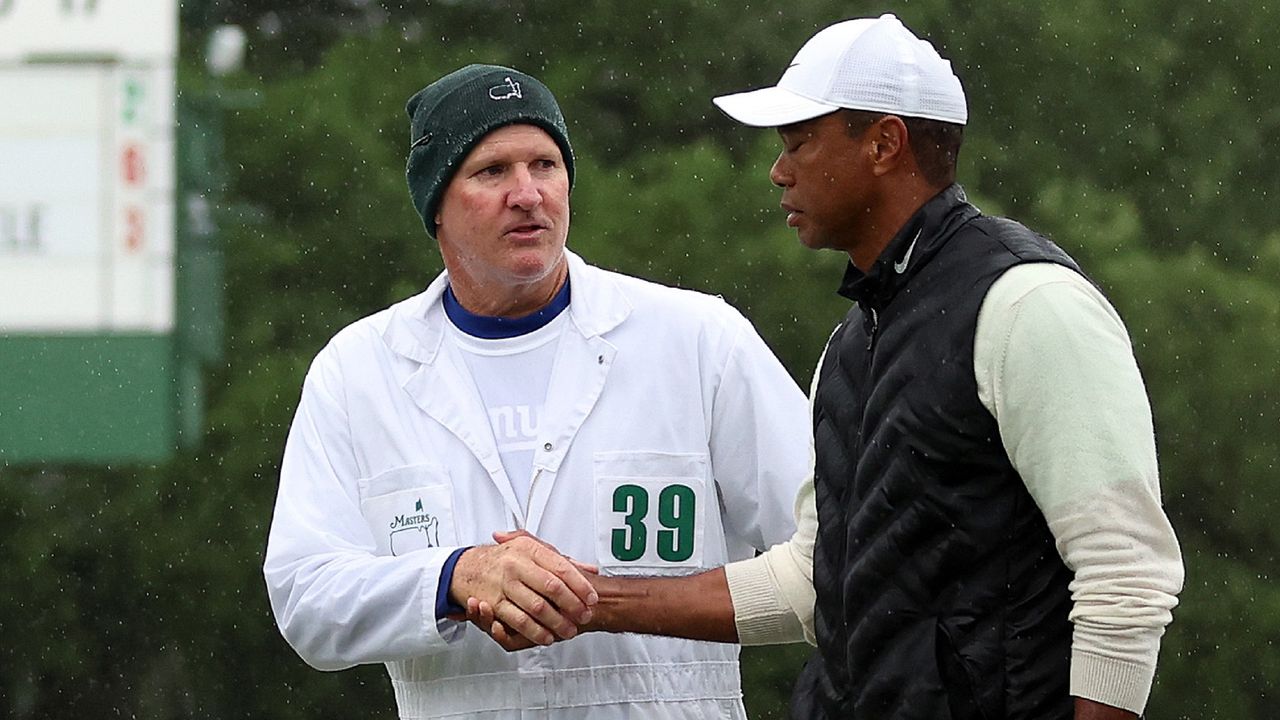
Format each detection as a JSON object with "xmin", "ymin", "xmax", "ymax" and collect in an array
[{"xmin": 463, "ymin": 14, "xmax": 1184, "ymax": 720}]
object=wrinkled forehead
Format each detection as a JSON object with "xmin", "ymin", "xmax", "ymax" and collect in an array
[{"xmin": 461, "ymin": 123, "xmax": 563, "ymax": 163}]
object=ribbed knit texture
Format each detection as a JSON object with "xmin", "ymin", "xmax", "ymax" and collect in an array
[
  {"xmin": 1071, "ymin": 649, "xmax": 1156, "ymax": 714},
  {"xmin": 725, "ymin": 554, "xmax": 806, "ymax": 645}
]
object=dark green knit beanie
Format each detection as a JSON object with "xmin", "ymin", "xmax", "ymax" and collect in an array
[{"xmin": 405, "ymin": 64, "xmax": 576, "ymax": 238}]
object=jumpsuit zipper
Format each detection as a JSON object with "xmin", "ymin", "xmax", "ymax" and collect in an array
[{"xmin": 514, "ymin": 468, "xmax": 545, "ymax": 529}]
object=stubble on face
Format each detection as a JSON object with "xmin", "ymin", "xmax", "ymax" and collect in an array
[{"xmin": 435, "ymin": 125, "xmax": 571, "ymax": 317}]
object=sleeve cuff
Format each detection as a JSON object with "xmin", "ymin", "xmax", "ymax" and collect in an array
[
  {"xmin": 1070, "ymin": 648, "xmax": 1156, "ymax": 715},
  {"xmin": 726, "ymin": 554, "xmax": 809, "ymax": 646},
  {"xmin": 434, "ymin": 547, "xmax": 471, "ymax": 620}
]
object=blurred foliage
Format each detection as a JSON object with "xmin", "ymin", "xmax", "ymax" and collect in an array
[{"xmin": 3, "ymin": 0, "xmax": 1278, "ymax": 718}]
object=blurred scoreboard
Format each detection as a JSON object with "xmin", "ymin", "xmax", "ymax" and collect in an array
[
  {"xmin": 0, "ymin": 0, "xmax": 194, "ymax": 463},
  {"xmin": 0, "ymin": 0, "xmax": 176, "ymax": 332}
]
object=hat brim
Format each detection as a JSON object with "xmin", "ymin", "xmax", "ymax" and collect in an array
[{"xmin": 712, "ymin": 86, "xmax": 840, "ymax": 128}]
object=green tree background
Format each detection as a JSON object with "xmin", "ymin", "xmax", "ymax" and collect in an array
[{"xmin": 3, "ymin": 1, "xmax": 1277, "ymax": 717}]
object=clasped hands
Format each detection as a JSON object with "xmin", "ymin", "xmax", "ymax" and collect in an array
[{"xmin": 447, "ymin": 530, "xmax": 601, "ymax": 651}]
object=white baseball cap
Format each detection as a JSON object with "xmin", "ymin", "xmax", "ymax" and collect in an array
[{"xmin": 713, "ymin": 14, "xmax": 967, "ymax": 127}]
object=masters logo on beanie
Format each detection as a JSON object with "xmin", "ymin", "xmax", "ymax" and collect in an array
[{"xmin": 405, "ymin": 64, "xmax": 576, "ymax": 238}]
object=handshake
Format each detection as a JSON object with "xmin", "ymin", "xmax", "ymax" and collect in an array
[
  {"xmin": 446, "ymin": 530, "xmax": 737, "ymax": 651},
  {"xmin": 447, "ymin": 529, "xmax": 600, "ymax": 651}
]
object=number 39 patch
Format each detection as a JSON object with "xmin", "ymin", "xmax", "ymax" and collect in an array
[{"xmin": 593, "ymin": 449, "xmax": 708, "ymax": 574}]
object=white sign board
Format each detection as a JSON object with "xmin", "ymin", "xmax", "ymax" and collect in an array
[
  {"xmin": 0, "ymin": 0, "xmax": 176, "ymax": 333},
  {"xmin": 0, "ymin": 0, "xmax": 177, "ymax": 62}
]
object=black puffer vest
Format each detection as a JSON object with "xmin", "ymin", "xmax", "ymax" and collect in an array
[{"xmin": 792, "ymin": 186, "xmax": 1081, "ymax": 720}]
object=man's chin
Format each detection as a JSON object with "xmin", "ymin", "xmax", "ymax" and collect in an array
[
  {"xmin": 795, "ymin": 229, "xmax": 845, "ymax": 253},
  {"xmin": 796, "ymin": 231, "xmax": 825, "ymax": 251},
  {"xmin": 509, "ymin": 253, "xmax": 565, "ymax": 284}
]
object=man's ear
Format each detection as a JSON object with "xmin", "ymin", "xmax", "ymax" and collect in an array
[{"xmin": 870, "ymin": 115, "xmax": 909, "ymax": 177}]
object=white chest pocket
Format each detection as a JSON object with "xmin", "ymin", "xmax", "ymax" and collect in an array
[
  {"xmin": 593, "ymin": 451, "xmax": 709, "ymax": 575},
  {"xmin": 358, "ymin": 463, "xmax": 458, "ymax": 557}
]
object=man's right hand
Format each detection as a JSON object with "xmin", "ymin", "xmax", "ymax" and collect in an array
[
  {"xmin": 465, "ymin": 596, "xmax": 539, "ymax": 652},
  {"xmin": 448, "ymin": 534, "xmax": 598, "ymax": 647}
]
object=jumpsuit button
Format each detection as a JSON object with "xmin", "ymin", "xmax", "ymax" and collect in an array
[{"xmin": 543, "ymin": 442, "xmax": 553, "ymax": 451}]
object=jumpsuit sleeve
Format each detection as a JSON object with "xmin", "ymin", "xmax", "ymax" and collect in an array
[
  {"xmin": 263, "ymin": 350, "xmax": 466, "ymax": 671},
  {"xmin": 706, "ymin": 309, "xmax": 813, "ymax": 552},
  {"xmin": 723, "ymin": 341, "xmax": 829, "ymax": 647}
]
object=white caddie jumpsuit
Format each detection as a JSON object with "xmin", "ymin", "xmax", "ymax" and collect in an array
[{"xmin": 264, "ymin": 250, "xmax": 812, "ymax": 719}]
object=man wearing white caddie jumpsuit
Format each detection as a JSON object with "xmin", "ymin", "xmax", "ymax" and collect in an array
[{"xmin": 262, "ymin": 64, "xmax": 811, "ymax": 719}]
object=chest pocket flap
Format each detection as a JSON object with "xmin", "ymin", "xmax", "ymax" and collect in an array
[{"xmin": 358, "ymin": 463, "xmax": 458, "ymax": 557}]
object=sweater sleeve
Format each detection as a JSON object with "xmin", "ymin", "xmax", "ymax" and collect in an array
[
  {"xmin": 724, "ymin": 473, "xmax": 817, "ymax": 646},
  {"xmin": 974, "ymin": 263, "xmax": 1184, "ymax": 714}
]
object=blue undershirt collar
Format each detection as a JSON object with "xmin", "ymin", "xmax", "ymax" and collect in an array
[{"xmin": 443, "ymin": 276, "xmax": 571, "ymax": 338}]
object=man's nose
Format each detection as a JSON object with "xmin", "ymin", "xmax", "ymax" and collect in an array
[
  {"xmin": 769, "ymin": 152, "xmax": 792, "ymax": 188},
  {"xmin": 508, "ymin": 165, "xmax": 541, "ymax": 209}
]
